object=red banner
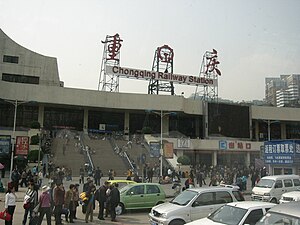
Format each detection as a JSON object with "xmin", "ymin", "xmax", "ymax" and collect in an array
[
  {"xmin": 164, "ymin": 142, "xmax": 174, "ymax": 159},
  {"xmin": 15, "ymin": 136, "xmax": 29, "ymax": 155}
]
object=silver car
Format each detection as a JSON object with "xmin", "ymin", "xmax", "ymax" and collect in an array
[{"xmin": 149, "ymin": 187, "xmax": 244, "ymax": 225}]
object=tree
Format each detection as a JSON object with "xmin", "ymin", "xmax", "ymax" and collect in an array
[{"xmin": 177, "ymin": 155, "xmax": 191, "ymax": 165}]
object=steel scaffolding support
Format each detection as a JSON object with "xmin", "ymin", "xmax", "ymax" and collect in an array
[
  {"xmin": 194, "ymin": 49, "xmax": 221, "ymax": 102},
  {"xmin": 98, "ymin": 33, "xmax": 123, "ymax": 92},
  {"xmin": 148, "ymin": 45, "xmax": 174, "ymax": 95}
]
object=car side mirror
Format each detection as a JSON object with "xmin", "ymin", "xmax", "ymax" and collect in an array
[{"xmin": 130, "ymin": 191, "xmax": 134, "ymax": 195}]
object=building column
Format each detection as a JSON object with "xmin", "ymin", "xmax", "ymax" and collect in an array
[
  {"xmin": 195, "ymin": 117, "xmax": 200, "ymax": 138},
  {"xmin": 162, "ymin": 115, "xmax": 169, "ymax": 136},
  {"xmin": 38, "ymin": 105, "xmax": 44, "ymax": 128},
  {"xmin": 281, "ymin": 122, "xmax": 286, "ymax": 139},
  {"xmin": 246, "ymin": 152, "xmax": 251, "ymax": 167},
  {"xmin": 212, "ymin": 151, "xmax": 217, "ymax": 167},
  {"xmin": 83, "ymin": 109, "xmax": 88, "ymax": 134},
  {"xmin": 124, "ymin": 112, "xmax": 130, "ymax": 137},
  {"xmin": 255, "ymin": 120, "xmax": 259, "ymax": 141}
]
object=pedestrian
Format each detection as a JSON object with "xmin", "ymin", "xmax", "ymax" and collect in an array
[
  {"xmin": 20, "ymin": 170, "xmax": 28, "ymax": 187},
  {"xmin": 65, "ymin": 184, "xmax": 76, "ymax": 223},
  {"xmin": 94, "ymin": 167, "xmax": 102, "ymax": 186},
  {"xmin": 5, "ymin": 182, "xmax": 17, "ymax": 225},
  {"xmin": 11, "ymin": 168, "xmax": 20, "ymax": 192},
  {"xmin": 96, "ymin": 181, "xmax": 109, "ymax": 220},
  {"xmin": 109, "ymin": 183, "xmax": 120, "ymax": 222},
  {"xmin": 85, "ymin": 184, "xmax": 96, "ymax": 223},
  {"xmin": 73, "ymin": 184, "xmax": 80, "ymax": 219},
  {"xmin": 22, "ymin": 181, "xmax": 38, "ymax": 225},
  {"xmin": 37, "ymin": 185, "xmax": 52, "ymax": 225},
  {"xmin": 79, "ymin": 166, "xmax": 85, "ymax": 184},
  {"xmin": 53, "ymin": 182, "xmax": 65, "ymax": 225}
]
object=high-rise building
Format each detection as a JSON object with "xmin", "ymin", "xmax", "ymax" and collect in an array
[{"xmin": 265, "ymin": 74, "xmax": 300, "ymax": 107}]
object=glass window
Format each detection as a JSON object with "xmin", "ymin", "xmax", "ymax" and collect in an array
[
  {"xmin": 233, "ymin": 191, "xmax": 245, "ymax": 201},
  {"xmin": 3, "ymin": 55, "xmax": 19, "ymax": 63},
  {"xmin": 128, "ymin": 185, "xmax": 144, "ymax": 195},
  {"xmin": 256, "ymin": 179, "xmax": 275, "ymax": 188},
  {"xmin": 284, "ymin": 179, "xmax": 293, "ymax": 187},
  {"xmin": 293, "ymin": 179, "xmax": 300, "ymax": 186},
  {"xmin": 146, "ymin": 185, "xmax": 160, "ymax": 194},
  {"xmin": 194, "ymin": 192, "xmax": 214, "ymax": 206},
  {"xmin": 215, "ymin": 191, "xmax": 233, "ymax": 204},
  {"xmin": 274, "ymin": 180, "xmax": 283, "ymax": 188},
  {"xmin": 243, "ymin": 209, "xmax": 263, "ymax": 225},
  {"xmin": 208, "ymin": 205, "xmax": 247, "ymax": 225},
  {"xmin": 170, "ymin": 189, "xmax": 198, "ymax": 206}
]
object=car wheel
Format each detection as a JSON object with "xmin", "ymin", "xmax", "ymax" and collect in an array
[
  {"xmin": 119, "ymin": 203, "xmax": 125, "ymax": 214},
  {"xmin": 270, "ymin": 198, "xmax": 277, "ymax": 204},
  {"xmin": 169, "ymin": 219, "xmax": 185, "ymax": 225}
]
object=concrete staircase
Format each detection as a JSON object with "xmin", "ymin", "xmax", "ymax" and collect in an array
[
  {"xmin": 51, "ymin": 138, "xmax": 85, "ymax": 176},
  {"xmin": 114, "ymin": 140, "xmax": 160, "ymax": 175},
  {"xmin": 84, "ymin": 139, "xmax": 128, "ymax": 177}
]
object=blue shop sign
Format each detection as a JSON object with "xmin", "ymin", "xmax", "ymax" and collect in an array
[{"xmin": 264, "ymin": 140, "xmax": 300, "ymax": 164}]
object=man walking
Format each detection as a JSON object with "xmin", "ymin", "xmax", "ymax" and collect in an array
[
  {"xmin": 53, "ymin": 182, "xmax": 65, "ymax": 225},
  {"xmin": 96, "ymin": 181, "xmax": 109, "ymax": 220},
  {"xmin": 109, "ymin": 183, "xmax": 120, "ymax": 222}
]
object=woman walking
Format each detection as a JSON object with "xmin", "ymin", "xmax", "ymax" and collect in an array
[
  {"xmin": 22, "ymin": 181, "xmax": 38, "ymax": 225},
  {"xmin": 5, "ymin": 182, "xmax": 17, "ymax": 225},
  {"xmin": 37, "ymin": 185, "xmax": 52, "ymax": 225}
]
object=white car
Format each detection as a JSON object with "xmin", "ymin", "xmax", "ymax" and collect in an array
[
  {"xmin": 149, "ymin": 187, "xmax": 245, "ymax": 225},
  {"xmin": 279, "ymin": 190, "xmax": 300, "ymax": 204},
  {"xmin": 185, "ymin": 201, "xmax": 275, "ymax": 225}
]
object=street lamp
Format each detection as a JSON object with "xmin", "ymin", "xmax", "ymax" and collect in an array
[
  {"xmin": 2, "ymin": 99, "xmax": 30, "ymax": 180},
  {"xmin": 148, "ymin": 110, "xmax": 176, "ymax": 177}
]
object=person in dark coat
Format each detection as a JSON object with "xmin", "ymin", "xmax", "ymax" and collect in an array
[
  {"xmin": 96, "ymin": 181, "xmax": 109, "ymax": 220},
  {"xmin": 109, "ymin": 183, "xmax": 120, "ymax": 222},
  {"xmin": 53, "ymin": 182, "xmax": 65, "ymax": 225}
]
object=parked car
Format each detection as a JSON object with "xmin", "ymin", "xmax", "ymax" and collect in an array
[
  {"xmin": 149, "ymin": 187, "xmax": 245, "ymax": 225},
  {"xmin": 279, "ymin": 189, "xmax": 300, "ymax": 204},
  {"xmin": 256, "ymin": 201, "xmax": 300, "ymax": 225},
  {"xmin": 251, "ymin": 174, "xmax": 300, "ymax": 203},
  {"xmin": 185, "ymin": 201, "xmax": 276, "ymax": 225},
  {"xmin": 107, "ymin": 179, "xmax": 136, "ymax": 189},
  {"xmin": 119, "ymin": 182, "xmax": 166, "ymax": 214}
]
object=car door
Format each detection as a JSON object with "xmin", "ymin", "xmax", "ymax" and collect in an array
[
  {"xmin": 123, "ymin": 184, "xmax": 145, "ymax": 209},
  {"xmin": 190, "ymin": 192, "xmax": 217, "ymax": 221},
  {"xmin": 144, "ymin": 184, "xmax": 163, "ymax": 208},
  {"xmin": 273, "ymin": 180, "xmax": 284, "ymax": 201}
]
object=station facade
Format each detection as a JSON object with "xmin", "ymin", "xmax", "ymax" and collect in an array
[{"xmin": 1, "ymin": 29, "xmax": 300, "ymax": 175}]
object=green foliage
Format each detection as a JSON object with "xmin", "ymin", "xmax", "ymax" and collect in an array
[
  {"xmin": 30, "ymin": 121, "xmax": 40, "ymax": 129},
  {"xmin": 177, "ymin": 155, "xmax": 191, "ymax": 165},
  {"xmin": 142, "ymin": 126, "xmax": 152, "ymax": 134},
  {"xmin": 27, "ymin": 150, "xmax": 43, "ymax": 163},
  {"xmin": 30, "ymin": 135, "xmax": 39, "ymax": 145}
]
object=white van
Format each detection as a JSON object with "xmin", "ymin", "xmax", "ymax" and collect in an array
[{"xmin": 251, "ymin": 174, "xmax": 300, "ymax": 203}]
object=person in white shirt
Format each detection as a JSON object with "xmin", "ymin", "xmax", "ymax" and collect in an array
[{"xmin": 5, "ymin": 182, "xmax": 17, "ymax": 225}]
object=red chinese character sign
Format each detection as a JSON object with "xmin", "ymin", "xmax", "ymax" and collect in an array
[
  {"xmin": 101, "ymin": 33, "xmax": 123, "ymax": 62},
  {"xmin": 205, "ymin": 49, "xmax": 221, "ymax": 76},
  {"xmin": 15, "ymin": 136, "xmax": 29, "ymax": 155},
  {"xmin": 194, "ymin": 48, "xmax": 222, "ymax": 101},
  {"xmin": 157, "ymin": 45, "xmax": 174, "ymax": 63}
]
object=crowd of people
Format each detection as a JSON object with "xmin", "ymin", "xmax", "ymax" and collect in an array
[{"xmin": 4, "ymin": 165, "xmax": 121, "ymax": 225}]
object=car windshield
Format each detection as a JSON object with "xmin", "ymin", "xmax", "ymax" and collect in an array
[
  {"xmin": 208, "ymin": 205, "xmax": 247, "ymax": 225},
  {"xmin": 170, "ymin": 190, "xmax": 198, "ymax": 206},
  {"xmin": 256, "ymin": 179, "xmax": 274, "ymax": 188},
  {"xmin": 256, "ymin": 212, "xmax": 300, "ymax": 225}
]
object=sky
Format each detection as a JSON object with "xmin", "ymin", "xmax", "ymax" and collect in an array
[{"xmin": 1, "ymin": 0, "xmax": 300, "ymax": 101}]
